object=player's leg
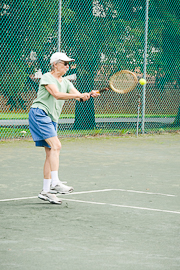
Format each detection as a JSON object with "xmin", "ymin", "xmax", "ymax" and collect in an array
[
  {"xmin": 45, "ymin": 136, "xmax": 61, "ymax": 171},
  {"xmin": 29, "ymin": 108, "xmax": 62, "ymax": 204},
  {"xmin": 38, "ymin": 145, "xmax": 62, "ymax": 205},
  {"xmin": 44, "ymin": 147, "xmax": 51, "ymax": 179},
  {"xmin": 45, "ymin": 136, "xmax": 74, "ymax": 194},
  {"xmin": 42, "ymin": 147, "xmax": 51, "ymax": 192}
]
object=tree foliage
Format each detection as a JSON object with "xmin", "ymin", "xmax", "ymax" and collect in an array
[{"xmin": 1, "ymin": 0, "xmax": 179, "ymax": 122}]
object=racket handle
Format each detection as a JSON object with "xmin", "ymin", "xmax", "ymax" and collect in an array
[
  {"xmin": 99, "ymin": 87, "xmax": 109, "ymax": 93},
  {"xmin": 79, "ymin": 94, "xmax": 94, "ymax": 102},
  {"xmin": 80, "ymin": 88, "xmax": 109, "ymax": 102},
  {"xmin": 80, "ymin": 96, "xmax": 92, "ymax": 102}
]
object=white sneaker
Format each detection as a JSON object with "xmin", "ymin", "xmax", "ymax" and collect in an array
[
  {"xmin": 38, "ymin": 191, "xmax": 62, "ymax": 205},
  {"xmin": 50, "ymin": 182, "xmax": 74, "ymax": 194}
]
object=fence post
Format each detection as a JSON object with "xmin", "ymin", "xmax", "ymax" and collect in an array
[
  {"xmin": 58, "ymin": 0, "xmax": 61, "ymax": 52},
  {"xmin": 141, "ymin": 0, "xmax": 149, "ymax": 134}
]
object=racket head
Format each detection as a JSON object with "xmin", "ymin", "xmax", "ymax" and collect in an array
[{"xmin": 109, "ymin": 70, "xmax": 138, "ymax": 94}]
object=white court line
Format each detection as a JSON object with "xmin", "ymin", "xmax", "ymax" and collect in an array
[
  {"xmin": 68, "ymin": 189, "xmax": 175, "ymax": 197},
  {"xmin": 0, "ymin": 189, "xmax": 179, "ymax": 214},
  {"xmin": 0, "ymin": 188, "xmax": 176, "ymax": 202},
  {"xmin": 0, "ymin": 196, "xmax": 37, "ymax": 202},
  {"xmin": 63, "ymin": 198, "xmax": 180, "ymax": 215}
]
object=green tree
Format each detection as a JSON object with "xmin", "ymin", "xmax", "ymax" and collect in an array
[
  {"xmin": 1, "ymin": 0, "xmax": 57, "ymax": 110},
  {"xmin": 149, "ymin": 0, "xmax": 180, "ymax": 125},
  {"xmin": 1, "ymin": 1, "xmax": 29, "ymax": 109},
  {"xmin": 2, "ymin": 60, "xmax": 28, "ymax": 110},
  {"xmin": 1, "ymin": 0, "xmax": 179, "ymax": 126},
  {"xmin": 68, "ymin": 0, "xmax": 180, "ymax": 127},
  {"xmin": 68, "ymin": 0, "xmax": 146, "ymax": 129},
  {"xmin": 68, "ymin": 0, "xmax": 98, "ymax": 129}
]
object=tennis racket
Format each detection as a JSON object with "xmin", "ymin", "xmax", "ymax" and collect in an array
[
  {"xmin": 80, "ymin": 70, "xmax": 138, "ymax": 102},
  {"xmin": 97, "ymin": 70, "xmax": 138, "ymax": 95}
]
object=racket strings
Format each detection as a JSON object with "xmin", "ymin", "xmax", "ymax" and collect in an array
[{"xmin": 110, "ymin": 72, "xmax": 137, "ymax": 93}]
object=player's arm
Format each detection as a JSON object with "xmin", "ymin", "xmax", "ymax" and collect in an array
[
  {"xmin": 69, "ymin": 87, "xmax": 90, "ymax": 102},
  {"xmin": 45, "ymin": 84, "xmax": 88, "ymax": 101},
  {"xmin": 69, "ymin": 87, "xmax": 100, "ymax": 102}
]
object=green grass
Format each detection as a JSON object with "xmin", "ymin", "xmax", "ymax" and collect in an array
[
  {"xmin": 0, "ymin": 112, "xmax": 176, "ymax": 120},
  {"xmin": 0, "ymin": 113, "xmax": 75, "ymax": 119},
  {"xmin": 0, "ymin": 126, "xmax": 179, "ymax": 140},
  {"xmin": 0, "ymin": 127, "xmax": 129, "ymax": 139},
  {"xmin": 0, "ymin": 113, "xmax": 29, "ymax": 119},
  {"xmin": 0, "ymin": 128, "xmax": 31, "ymax": 139}
]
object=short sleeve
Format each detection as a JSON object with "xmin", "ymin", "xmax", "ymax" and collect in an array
[
  {"xmin": 65, "ymin": 79, "xmax": 74, "ymax": 93},
  {"xmin": 40, "ymin": 73, "xmax": 52, "ymax": 86}
]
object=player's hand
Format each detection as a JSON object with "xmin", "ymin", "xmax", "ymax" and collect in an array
[
  {"xmin": 79, "ymin": 93, "xmax": 90, "ymax": 102},
  {"xmin": 90, "ymin": 90, "xmax": 100, "ymax": 97}
]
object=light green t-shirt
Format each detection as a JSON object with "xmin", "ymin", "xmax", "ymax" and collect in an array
[{"xmin": 31, "ymin": 72, "xmax": 74, "ymax": 123}]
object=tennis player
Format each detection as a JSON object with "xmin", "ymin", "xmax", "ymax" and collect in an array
[{"xmin": 29, "ymin": 52, "xmax": 99, "ymax": 204}]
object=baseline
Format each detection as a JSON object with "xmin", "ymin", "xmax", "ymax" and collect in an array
[
  {"xmin": 0, "ymin": 188, "xmax": 176, "ymax": 202},
  {"xmin": 63, "ymin": 198, "xmax": 180, "ymax": 215}
]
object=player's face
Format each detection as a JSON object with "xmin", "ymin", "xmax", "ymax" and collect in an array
[{"xmin": 56, "ymin": 61, "xmax": 69, "ymax": 75}]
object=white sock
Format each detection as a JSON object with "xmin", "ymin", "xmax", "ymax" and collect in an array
[
  {"xmin": 51, "ymin": 171, "xmax": 60, "ymax": 187},
  {"xmin": 43, "ymin": 179, "xmax": 51, "ymax": 192}
]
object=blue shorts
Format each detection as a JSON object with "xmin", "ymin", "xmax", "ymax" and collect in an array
[{"xmin": 29, "ymin": 108, "xmax": 57, "ymax": 148}]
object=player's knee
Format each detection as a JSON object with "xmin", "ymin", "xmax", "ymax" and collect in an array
[
  {"xmin": 56, "ymin": 141, "xmax": 61, "ymax": 151},
  {"xmin": 52, "ymin": 140, "xmax": 61, "ymax": 152}
]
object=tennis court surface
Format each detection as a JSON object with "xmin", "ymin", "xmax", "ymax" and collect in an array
[{"xmin": 0, "ymin": 133, "xmax": 180, "ymax": 270}]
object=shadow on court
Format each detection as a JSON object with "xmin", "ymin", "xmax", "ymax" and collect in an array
[{"xmin": 0, "ymin": 134, "xmax": 180, "ymax": 270}]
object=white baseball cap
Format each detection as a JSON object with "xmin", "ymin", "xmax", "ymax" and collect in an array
[{"xmin": 50, "ymin": 52, "xmax": 75, "ymax": 64}]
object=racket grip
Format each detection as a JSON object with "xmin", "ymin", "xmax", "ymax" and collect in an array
[
  {"xmin": 80, "ymin": 93, "xmax": 95, "ymax": 102},
  {"xmin": 99, "ymin": 87, "xmax": 109, "ymax": 93},
  {"xmin": 80, "ymin": 88, "xmax": 109, "ymax": 102},
  {"xmin": 80, "ymin": 95, "xmax": 93, "ymax": 102}
]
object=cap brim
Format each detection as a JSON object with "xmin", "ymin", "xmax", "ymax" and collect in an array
[
  {"xmin": 50, "ymin": 57, "xmax": 75, "ymax": 64},
  {"xmin": 66, "ymin": 57, "xmax": 75, "ymax": 62}
]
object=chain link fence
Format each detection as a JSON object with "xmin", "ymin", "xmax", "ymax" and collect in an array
[{"xmin": 1, "ymin": 0, "xmax": 180, "ymax": 140}]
